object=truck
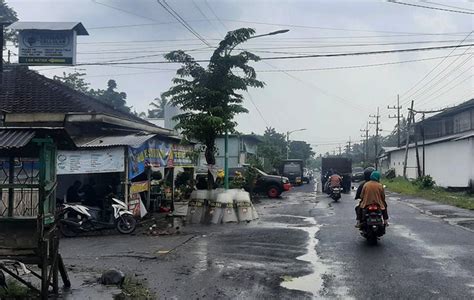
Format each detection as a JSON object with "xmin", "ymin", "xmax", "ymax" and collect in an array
[
  {"xmin": 321, "ymin": 157, "xmax": 352, "ymax": 193},
  {"xmin": 280, "ymin": 159, "xmax": 304, "ymax": 185}
]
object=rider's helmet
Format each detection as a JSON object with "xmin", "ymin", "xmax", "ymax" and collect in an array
[{"xmin": 363, "ymin": 167, "xmax": 375, "ymax": 181}]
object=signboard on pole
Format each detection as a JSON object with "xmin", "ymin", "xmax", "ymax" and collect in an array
[
  {"xmin": 57, "ymin": 148, "xmax": 125, "ymax": 175},
  {"xmin": 18, "ymin": 30, "xmax": 77, "ymax": 65},
  {"xmin": 9, "ymin": 22, "xmax": 89, "ymax": 66}
]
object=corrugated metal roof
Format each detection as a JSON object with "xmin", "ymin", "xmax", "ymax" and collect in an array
[
  {"xmin": 0, "ymin": 130, "xmax": 35, "ymax": 149},
  {"xmin": 9, "ymin": 22, "xmax": 89, "ymax": 35},
  {"xmin": 74, "ymin": 133, "xmax": 156, "ymax": 148}
]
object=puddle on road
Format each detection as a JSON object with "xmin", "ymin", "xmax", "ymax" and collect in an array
[{"xmin": 280, "ymin": 217, "xmax": 327, "ymax": 298}]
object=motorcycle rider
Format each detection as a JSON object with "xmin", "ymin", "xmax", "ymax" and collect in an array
[
  {"xmin": 354, "ymin": 167, "xmax": 374, "ymax": 227},
  {"xmin": 329, "ymin": 172, "xmax": 342, "ymax": 189},
  {"xmin": 357, "ymin": 170, "xmax": 389, "ymax": 227}
]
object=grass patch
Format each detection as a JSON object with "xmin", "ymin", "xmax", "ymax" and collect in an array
[
  {"xmin": 0, "ymin": 278, "xmax": 37, "ymax": 299},
  {"xmin": 114, "ymin": 276, "xmax": 155, "ymax": 300},
  {"xmin": 383, "ymin": 177, "xmax": 474, "ymax": 210}
]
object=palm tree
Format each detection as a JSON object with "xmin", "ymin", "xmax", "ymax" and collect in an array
[{"xmin": 148, "ymin": 96, "xmax": 168, "ymax": 118}]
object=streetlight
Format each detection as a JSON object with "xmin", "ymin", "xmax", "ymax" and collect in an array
[
  {"xmin": 224, "ymin": 29, "xmax": 290, "ymax": 189},
  {"xmin": 286, "ymin": 128, "xmax": 307, "ymax": 159}
]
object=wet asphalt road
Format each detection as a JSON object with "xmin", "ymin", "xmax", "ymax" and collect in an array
[{"xmin": 60, "ymin": 182, "xmax": 474, "ymax": 299}]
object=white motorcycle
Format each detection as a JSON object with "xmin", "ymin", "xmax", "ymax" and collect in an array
[{"xmin": 59, "ymin": 198, "xmax": 136, "ymax": 237}]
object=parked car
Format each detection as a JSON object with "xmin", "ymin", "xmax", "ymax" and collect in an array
[
  {"xmin": 229, "ymin": 166, "xmax": 291, "ymax": 198},
  {"xmin": 352, "ymin": 167, "xmax": 365, "ymax": 182}
]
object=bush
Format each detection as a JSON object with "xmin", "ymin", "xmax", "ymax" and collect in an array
[
  {"xmin": 413, "ymin": 175, "xmax": 436, "ymax": 189},
  {"xmin": 384, "ymin": 168, "xmax": 396, "ymax": 179}
]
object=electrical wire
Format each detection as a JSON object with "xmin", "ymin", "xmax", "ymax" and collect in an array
[
  {"xmin": 421, "ymin": 1, "xmax": 474, "ymax": 12},
  {"xmin": 157, "ymin": 0, "xmax": 213, "ymax": 47},
  {"xmin": 220, "ymin": 18, "xmax": 472, "ymax": 35},
  {"xmin": 387, "ymin": 0, "xmax": 474, "ymax": 15},
  {"xmin": 391, "ymin": 31, "xmax": 473, "ymax": 108},
  {"xmin": 410, "ymin": 52, "xmax": 473, "ymax": 104}
]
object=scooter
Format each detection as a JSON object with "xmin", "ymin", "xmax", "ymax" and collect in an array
[
  {"xmin": 59, "ymin": 198, "xmax": 137, "ymax": 237},
  {"xmin": 359, "ymin": 204, "xmax": 386, "ymax": 245},
  {"xmin": 330, "ymin": 186, "xmax": 342, "ymax": 202}
]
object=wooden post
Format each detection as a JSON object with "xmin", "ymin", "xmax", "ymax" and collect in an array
[
  {"xmin": 413, "ymin": 113, "xmax": 422, "ymax": 178},
  {"xmin": 422, "ymin": 113, "xmax": 426, "ymax": 177},
  {"xmin": 403, "ymin": 101, "xmax": 414, "ymax": 179},
  {"xmin": 7, "ymin": 155, "xmax": 14, "ymax": 217},
  {"xmin": 124, "ymin": 147, "xmax": 129, "ymax": 205}
]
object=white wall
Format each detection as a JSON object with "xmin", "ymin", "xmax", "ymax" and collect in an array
[{"xmin": 388, "ymin": 137, "xmax": 474, "ymax": 188}]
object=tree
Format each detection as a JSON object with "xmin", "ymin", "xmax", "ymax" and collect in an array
[
  {"xmin": 257, "ymin": 127, "xmax": 287, "ymax": 172},
  {"xmin": 148, "ymin": 95, "xmax": 167, "ymax": 118},
  {"xmin": 289, "ymin": 140, "xmax": 315, "ymax": 162},
  {"xmin": 53, "ymin": 71, "xmax": 91, "ymax": 94},
  {"xmin": 163, "ymin": 28, "xmax": 265, "ymax": 189},
  {"xmin": 93, "ymin": 79, "xmax": 130, "ymax": 113},
  {"xmin": 1, "ymin": 0, "xmax": 18, "ymax": 45}
]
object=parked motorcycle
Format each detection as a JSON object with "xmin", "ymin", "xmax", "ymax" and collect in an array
[
  {"xmin": 359, "ymin": 204, "xmax": 386, "ymax": 245},
  {"xmin": 330, "ymin": 186, "xmax": 342, "ymax": 201},
  {"xmin": 59, "ymin": 198, "xmax": 136, "ymax": 237}
]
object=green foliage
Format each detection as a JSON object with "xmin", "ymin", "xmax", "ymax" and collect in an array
[
  {"xmin": 289, "ymin": 140, "xmax": 314, "ymax": 162},
  {"xmin": 93, "ymin": 80, "xmax": 130, "ymax": 113},
  {"xmin": 0, "ymin": 0, "xmax": 18, "ymax": 45},
  {"xmin": 148, "ymin": 95, "xmax": 167, "ymax": 118},
  {"xmin": 53, "ymin": 72, "xmax": 132, "ymax": 114},
  {"xmin": 384, "ymin": 168, "xmax": 396, "ymax": 179},
  {"xmin": 53, "ymin": 72, "xmax": 91, "ymax": 94},
  {"xmin": 163, "ymin": 28, "xmax": 264, "ymax": 171},
  {"xmin": 257, "ymin": 127, "xmax": 287, "ymax": 171},
  {"xmin": 413, "ymin": 175, "xmax": 435, "ymax": 189},
  {"xmin": 0, "ymin": 278, "xmax": 34, "ymax": 299},
  {"xmin": 114, "ymin": 276, "xmax": 155, "ymax": 300},
  {"xmin": 383, "ymin": 177, "xmax": 474, "ymax": 210}
]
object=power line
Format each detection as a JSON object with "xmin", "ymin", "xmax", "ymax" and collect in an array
[
  {"xmin": 157, "ymin": 0, "xmax": 213, "ymax": 47},
  {"xmin": 422, "ymin": 1, "xmax": 474, "ymax": 12},
  {"xmin": 395, "ymin": 31, "xmax": 473, "ymax": 107},
  {"xmin": 191, "ymin": 0, "xmax": 223, "ymax": 38},
  {"xmin": 65, "ymin": 43, "xmax": 474, "ymax": 66},
  {"xmin": 245, "ymin": 91, "xmax": 269, "ymax": 127},
  {"xmin": 411, "ymin": 53, "xmax": 474, "ymax": 105},
  {"xmin": 91, "ymin": 0, "xmax": 158, "ymax": 22},
  {"xmin": 221, "ymin": 18, "xmax": 472, "ymax": 35},
  {"xmin": 387, "ymin": 0, "xmax": 474, "ymax": 15}
]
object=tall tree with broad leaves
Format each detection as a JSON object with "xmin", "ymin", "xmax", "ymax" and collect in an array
[
  {"xmin": 148, "ymin": 95, "xmax": 168, "ymax": 118},
  {"xmin": 289, "ymin": 140, "xmax": 315, "ymax": 162},
  {"xmin": 53, "ymin": 71, "xmax": 91, "ymax": 94},
  {"xmin": 163, "ymin": 28, "xmax": 265, "ymax": 189},
  {"xmin": 1, "ymin": 0, "xmax": 19, "ymax": 46},
  {"xmin": 93, "ymin": 79, "xmax": 130, "ymax": 113},
  {"xmin": 257, "ymin": 127, "xmax": 287, "ymax": 172}
]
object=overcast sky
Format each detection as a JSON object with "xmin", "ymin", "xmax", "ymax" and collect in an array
[{"xmin": 7, "ymin": 0, "xmax": 474, "ymax": 154}]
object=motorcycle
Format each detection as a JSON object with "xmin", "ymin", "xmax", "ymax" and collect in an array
[
  {"xmin": 359, "ymin": 204, "xmax": 386, "ymax": 245},
  {"xmin": 330, "ymin": 186, "xmax": 342, "ymax": 201},
  {"xmin": 59, "ymin": 198, "xmax": 137, "ymax": 237}
]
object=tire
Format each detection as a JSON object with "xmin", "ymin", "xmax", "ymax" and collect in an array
[
  {"xmin": 267, "ymin": 185, "xmax": 281, "ymax": 199},
  {"xmin": 59, "ymin": 221, "xmax": 79, "ymax": 238},
  {"xmin": 367, "ymin": 233, "xmax": 378, "ymax": 245},
  {"xmin": 116, "ymin": 214, "xmax": 137, "ymax": 234}
]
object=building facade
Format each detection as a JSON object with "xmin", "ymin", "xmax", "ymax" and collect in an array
[{"xmin": 384, "ymin": 99, "xmax": 474, "ymax": 188}]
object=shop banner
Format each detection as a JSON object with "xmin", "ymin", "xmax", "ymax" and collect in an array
[
  {"xmin": 128, "ymin": 140, "xmax": 194, "ymax": 179},
  {"xmin": 57, "ymin": 148, "xmax": 125, "ymax": 175}
]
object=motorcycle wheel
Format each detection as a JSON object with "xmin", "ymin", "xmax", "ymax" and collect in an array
[
  {"xmin": 116, "ymin": 214, "xmax": 137, "ymax": 234},
  {"xmin": 59, "ymin": 221, "xmax": 79, "ymax": 238},
  {"xmin": 367, "ymin": 233, "xmax": 378, "ymax": 245}
]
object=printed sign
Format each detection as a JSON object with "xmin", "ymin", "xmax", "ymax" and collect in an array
[
  {"xmin": 128, "ymin": 140, "xmax": 194, "ymax": 179},
  {"xmin": 57, "ymin": 148, "xmax": 124, "ymax": 175},
  {"xmin": 18, "ymin": 30, "xmax": 76, "ymax": 65}
]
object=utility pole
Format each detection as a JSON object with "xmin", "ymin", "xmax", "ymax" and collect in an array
[
  {"xmin": 338, "ymin": 145, "xmax": 342, "ymax": 156},
  {"xmin": 360, "ymin": 123, "xmax": 369, "ymax": 162},
  {"xmin": 422, "ymin": 113, "xmax": 426, "ymax": 176},
  {"xmin": 388, "ymin": 94, "xmax": 403, "ymax": 147},
  {"xmin": 403, "ymin": 101, "xmax": 415, "ymax": 179},
  {"xmin": 369, "ymin": 107, "xmax": 382, "ymax": 169},
  {"xmin": 345, "ymin": 137, "xmax": 352, "ymax": 155}
]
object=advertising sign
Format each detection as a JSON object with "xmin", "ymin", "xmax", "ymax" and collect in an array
[
  {"xmin": 18, "ymin": 30, "xmax": 76, "ymax": 65},
  {"xmin": 57, "ymin": 148, "xmax": 124, "ymax": 175},
  {"xmin": 128, "ymin": 140, "xmax": 194, "ymax": 179}
]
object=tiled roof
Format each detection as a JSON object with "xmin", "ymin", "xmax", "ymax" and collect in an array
[{"xmin": 0, "ymin": 65, "xmax": 152, "ymax": 126}]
